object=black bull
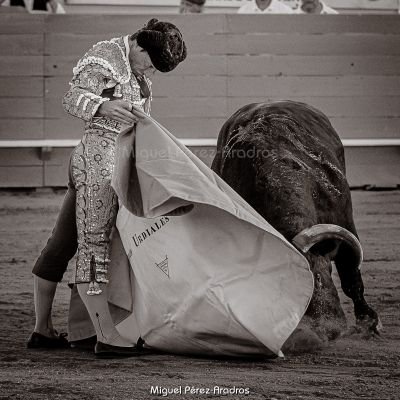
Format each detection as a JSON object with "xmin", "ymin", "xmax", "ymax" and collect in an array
[{"xmin": 211, "ymin": 101, "xmax": 381, "ymax": 344}]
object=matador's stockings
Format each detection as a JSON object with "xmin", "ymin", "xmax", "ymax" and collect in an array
[{"xmin": 77, "ymin": 283, "xmax": 134, "ymax": 347}]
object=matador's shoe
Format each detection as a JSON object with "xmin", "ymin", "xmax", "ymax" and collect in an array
[
  {"xmin": 69, "ymin": 335, "xmax": 97, "ymax": 350},
  {"xmin": 94, "ymin": 341, "xmax": 145, "ymax": 358},
  {"xmin": 27, "ymin": 331, "xmax": 70, "ymax": 349}
]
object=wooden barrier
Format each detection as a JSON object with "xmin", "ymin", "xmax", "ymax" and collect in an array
[{"xmin": 0, "ymin": 14, "xmax": 399, "ymax": 187}]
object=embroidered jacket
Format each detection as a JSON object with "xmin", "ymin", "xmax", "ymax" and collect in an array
[{"xmin": 62, "ymin": 36, "xmax": 152, "ymax": 132}]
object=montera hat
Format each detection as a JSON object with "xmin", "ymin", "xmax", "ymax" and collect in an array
[{"xmin": 136, "ymin": 19, "xmax": 187, "ymax": 73}]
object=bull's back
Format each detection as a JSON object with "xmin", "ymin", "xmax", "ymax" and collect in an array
[{"xmin": 212, "ymin": 101, "xmax": 356, "ymax": 240}]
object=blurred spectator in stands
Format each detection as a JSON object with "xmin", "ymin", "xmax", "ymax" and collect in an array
[
  {"xmin": 31, "ymin": 0, "xmax": 66, "ymax": 13},
  {"xmin": 180, "ymin": 0, "xmax": 205, "ymax": 13},
  {"xmin": 281, "ymin": 0, "xmax": 338, "ymax": 14},
  {"xmin": 0, "ymin": 0, "xmax": 27, "ymax": 10},
  {"xmin": 298, "ymin": 0, "xmax": 338, "ymax": 14},
  {"xmin": 1, "ymin": 0, "xmax": 65, "ymax": 12},
  {"xmin": 238, "ymin": 0, "xmax": 293, "ymax": 14}
]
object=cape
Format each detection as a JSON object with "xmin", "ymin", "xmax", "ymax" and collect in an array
[{"xmin": 111, "ymin": 113, "xmax": 314, "ymax": 357}]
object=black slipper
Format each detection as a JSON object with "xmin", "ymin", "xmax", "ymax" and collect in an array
[
  {"xmin": 27, "ymin": 331, "xmax": 70, "ymax": 349},
  {"xmin": 94, "ymin": 341, "xmax": 152, "ymax": 358}
]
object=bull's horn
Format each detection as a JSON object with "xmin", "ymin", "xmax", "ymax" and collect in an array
[{"xmin": 292, "ymin": 224, "xmax": 363, "ymax": 269}]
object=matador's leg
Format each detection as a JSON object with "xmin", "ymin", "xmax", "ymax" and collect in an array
[
  {"xmin": 71, "ymin": 132, "xmax": 134, "ymax": 347},
  {"xmin": 72, "ymin": 132, "xmax": 119, "ymax": 292}
]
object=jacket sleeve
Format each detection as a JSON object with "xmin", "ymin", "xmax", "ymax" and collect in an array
[{"xmin": 62, "ymin": 64, "xmax": 114, "ymax": 122}]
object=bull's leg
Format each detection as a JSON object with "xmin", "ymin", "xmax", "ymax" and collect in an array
[{"xmin": 335, "ymin": 244, "xmax": 381, "ymax": 334}]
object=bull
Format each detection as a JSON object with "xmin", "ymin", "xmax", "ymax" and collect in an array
[{"xmin": 211, "ymin": 101, "xmax": 381, "ymax": 348}]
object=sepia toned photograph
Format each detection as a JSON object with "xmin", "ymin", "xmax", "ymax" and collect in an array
[{"xmin": 0, "ymin": 0, "xmax": 399, "ymax": 399}]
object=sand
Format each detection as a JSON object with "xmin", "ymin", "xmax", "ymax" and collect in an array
[{"xmin": 0, "ymin": 190, "xmax": 399, "ymax": 400}]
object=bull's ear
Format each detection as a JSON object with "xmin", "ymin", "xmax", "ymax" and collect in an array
[{"xmin": 292, "ymin": 224, "xmax": 363, "ymax": 269}]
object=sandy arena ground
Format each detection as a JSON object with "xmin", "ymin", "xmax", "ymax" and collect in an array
[{"xmin": 0, "ymin": 189, "xmax": 399, "ymax": 400}]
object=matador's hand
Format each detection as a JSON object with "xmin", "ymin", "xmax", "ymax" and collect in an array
[{"xmin": 96, "ymin": 100, "xmax": 143, "ymax": 125}]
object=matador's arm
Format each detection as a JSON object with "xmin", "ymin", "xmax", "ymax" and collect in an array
[{"xmin": 62, "ymin": 64, "xmax": 114, "ymax": 122}]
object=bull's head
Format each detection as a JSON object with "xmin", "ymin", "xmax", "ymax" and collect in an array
[
  {"xmin": 293, "ymin": 224, "xmax": 361, "ymax": 337},
  {"xmin": 283, "ymin": 223, "xmax": 380, "ymax": 353}
]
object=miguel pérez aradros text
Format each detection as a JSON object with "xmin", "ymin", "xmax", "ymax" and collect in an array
[{"xmin": 150, "ymin": 385, "xmax": 250, "ymax": 396}]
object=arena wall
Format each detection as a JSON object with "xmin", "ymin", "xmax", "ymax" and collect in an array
[{"xmin": 0, "ymin": 14, "xmax": 399, "ymax": 187}]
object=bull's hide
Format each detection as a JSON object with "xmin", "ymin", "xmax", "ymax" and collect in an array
[{"xmin": 96, "ymin": 115, "xmax": 314, "ymax": 357}]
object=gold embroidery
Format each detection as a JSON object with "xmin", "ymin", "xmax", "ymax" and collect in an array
[{"xmin": 72, "ymin": 131, "xmax": 118, "ymax": 284}]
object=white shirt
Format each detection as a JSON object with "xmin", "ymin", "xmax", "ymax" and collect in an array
[
  {"xmin": 280, "ymin": 0, "xmax": 301, "ymax": 11},
  {"xmin": 319, "ymin": 2, "xmax": 338, "ymax": 14},
  {"xmin": 238, "ymin": 0, "xmax": 294, "ymax": 14}
]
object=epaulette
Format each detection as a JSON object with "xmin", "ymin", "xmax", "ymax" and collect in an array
[{"xmin": 72, "ymin": 38, "xmax": 131, "ymax": 84}]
